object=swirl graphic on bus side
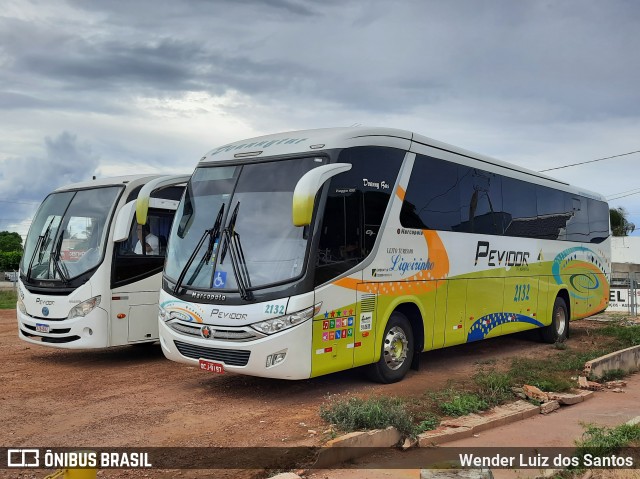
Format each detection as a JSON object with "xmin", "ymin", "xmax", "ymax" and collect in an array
[{"xmin": 552, "ymin": 246, "xmax": 607, "ymax": 301}]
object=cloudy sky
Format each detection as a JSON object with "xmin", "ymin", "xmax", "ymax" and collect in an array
[{"xmin": 1, "ymin": 0, "xmax": 639, "ymax": 240}]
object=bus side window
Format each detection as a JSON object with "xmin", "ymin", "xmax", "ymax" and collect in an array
[
  {"xmin": 400, "ymin": 155, "xmax": 461, "ymax": 231},
  {"xmin": 314, "ymin": 146, "xmax": 404, "ymax": 286},
  {"xmin": 112, "ymin": 209, "xmax": 174, "ymax": 286}
]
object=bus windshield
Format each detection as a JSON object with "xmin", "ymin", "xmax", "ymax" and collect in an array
[
  {"xmin": 21, "ymin": 186, "xmax": 122, "ymax": 282},
  {"xmin": 165, "ymin": 157, "xmax": 325, "ymax": 293}
]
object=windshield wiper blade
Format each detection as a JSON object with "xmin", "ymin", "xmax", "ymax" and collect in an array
[
  {"xmin": 219, "ymin": 202, "xmax": 253, "ymax": 301},
  {"xmin": 52, "ymin": 233, "xmax": 70, "ymax": 284},
  {"xmin": 26, "ymin": 217, "xmax": 55, "ymax": 282},
  {"xmin": 173, "ymin": 203, "xmax": 225, "ymax": 295}
]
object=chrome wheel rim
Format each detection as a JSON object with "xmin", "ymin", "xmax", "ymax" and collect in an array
[
  {"xmin": 555, "ymin": 306, "xmax": 567, "ymax": 336},
  {"xmin": 383, "ymin": 326, "xmax": 409, "ymax": 370}
]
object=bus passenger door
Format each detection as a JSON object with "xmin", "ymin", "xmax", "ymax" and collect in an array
[
  {"xmin": 311, "ymin": 283, "xmax": 357, "ymax": 377},
  {"xmin": 444, "ymin": 279, "xmax": 467, "ymax": 346}
]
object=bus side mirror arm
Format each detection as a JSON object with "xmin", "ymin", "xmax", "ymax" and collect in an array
[
  {"xmin": 292, "ymin": 163, "xmax": 352, "ymax": 227},
  {"xmin": 135, "ymin": 174, "xmax": 191, "ymax": 225},
  {"xmin": 113, "ymin": 200, "xmax": 137, "ymax": 242}
]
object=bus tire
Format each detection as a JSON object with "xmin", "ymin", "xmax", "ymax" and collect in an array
[
  {"xmin": 367, "ymin": 312, "xmax": 414, "ymax": 384},
  {"xmin": 540, "ymin": 296, "xmax": 569, "ymax": 343}
]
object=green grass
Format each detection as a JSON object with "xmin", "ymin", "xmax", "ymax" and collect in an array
[
  {"xmin": 574, "ymin": 423, "xmax": 640, "ymax": 457},
  {"xmin": 0, "ymin": 289, "xmax": 17, "ymax": 309},
  {"xmin": 599, "ymin": 324, "xmax": 640, "ymax": 347},
  {"xmin": 319, "ymin": 396, "xmax": 416, "ymax": 437},
  {"xmin": 440, "ymin": 393, "xmax": 488, "ymax": 417},
  {"xmin": 596, "ymin": 368, "xmax": 628, "ymax": 382},
  {"xmin": 473, "ymin": 370, "xmax": 513, "ymax": 406}
]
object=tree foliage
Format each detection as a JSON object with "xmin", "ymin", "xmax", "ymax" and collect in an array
[
  {"xmin": 0, "ymin": 231, "xmax": 22, "ymax": 271},
  {"xmin": 0, "ymin": 231, "xmax": 22, "ymax": 253},
  {"xmin": 610, "ymin": 207, "xmax": 636, "ymax": 236}
]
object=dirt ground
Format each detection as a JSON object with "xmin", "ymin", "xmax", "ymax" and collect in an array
[{"xmin": 0, "ymin": 309, "xmax": 619, "ymax": 478}]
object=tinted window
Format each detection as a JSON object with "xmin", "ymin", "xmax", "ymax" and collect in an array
[
  {"xmin": 588, "ymin": 199, "xmax": 609, "ymax": 243},
  {"xmin": 565, "ymin": 195, "xmax": 590, "ymax": 241},
  {"xmin": 502, "ymin": 178, "xmax": 537, "ymax": 237},
  {"xmin": 536, "ymin": 186, "xmax": 570, "ymax": 240},
  {"xmin": 458, "ymin": 166, "xmax": 503, "ymax": 235},
  {"xmin": 315, "ymin": 147, "xmax": 404, "ymax": 286},
  {"xmin": 400, "ymin": 155, "xmax": 461, "ymax": 231}
]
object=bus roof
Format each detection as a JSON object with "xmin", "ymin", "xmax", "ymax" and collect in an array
[
  {"xmin": 199, "ymin": 127, "xmax": 606, "ymax": 202},
  {"xmin": 52, "ymin": 174, "xmax": 164, "ymax": 192}
]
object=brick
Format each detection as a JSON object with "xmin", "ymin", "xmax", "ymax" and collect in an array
[
  {"xmin": 523, "ymin": 384, "xmax": 549, "ymax": 401},
  {"xmin": 547, "ymin": 391, "xmax": 584, "ymax": 405},
  {"xmin": 540, "ymin": 400, "xmax": 560, "ymax": 414},
  {"xmin": 605, "ymin": 380, "xmax": 627, "ymax": 388}
]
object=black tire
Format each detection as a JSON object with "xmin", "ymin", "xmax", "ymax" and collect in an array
[
  {"xmin": 540, "ymin": 296, "xmax": 569, "ymax": 343},
  {"xmin": 367, "ymin": 312, "xmax": 414, "ymax": 384}
]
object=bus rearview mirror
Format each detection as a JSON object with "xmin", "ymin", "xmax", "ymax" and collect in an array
[{"xmin": 292, "ymin": 163, "xmax": 352, "ymax": 226}]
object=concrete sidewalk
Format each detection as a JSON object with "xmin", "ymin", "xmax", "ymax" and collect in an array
[{"xmin": 304, "ymin": 373, "xmax": 640, "ymax": 479}]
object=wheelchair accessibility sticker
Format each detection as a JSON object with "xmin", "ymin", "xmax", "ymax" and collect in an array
[{"xmin": 212, "ymin": 271, "xmax": 227, "ymax": 288}]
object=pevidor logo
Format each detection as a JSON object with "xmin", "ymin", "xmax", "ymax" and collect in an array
[{"xmin": 474, "ymin": 241, "xmax": 530, "ymax": 267}]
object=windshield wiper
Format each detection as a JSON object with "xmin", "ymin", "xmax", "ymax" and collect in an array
[
  {"xmin": 173, "ymin": 203, "xmax": 225, "ymax": 294},
  {"xmin": 26, "ymin": 217, "xmax": 55, "ymax": 283},
  {"xmin": 52, "ymin": 232, "xmax": 70, "ymax": 284},
  {"xmin": 219, "ymin": 202, "xmax": 253, "ymax": 301}
]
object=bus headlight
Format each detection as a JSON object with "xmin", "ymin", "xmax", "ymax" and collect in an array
[
  {"xmin": 251, "ymin": 303, "xmax": 321, "ymax": 335},
  {"xmin": 68, "ymin": 296, "xmax": 101, "ymax": 319},
  {"xmin": 17, "ymin": 297, "xmax": 27, "ymax": 314},
  {"xmin": 159, "ymin": 305, "xmax": 168, "ymax": 321}
]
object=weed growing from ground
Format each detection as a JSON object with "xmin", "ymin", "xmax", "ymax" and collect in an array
[{"xmin": 319, "ymin": 396, "xmax": 416, "ymax": 437}]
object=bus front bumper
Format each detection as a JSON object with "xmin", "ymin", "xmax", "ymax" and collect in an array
[
  {"xmin": 159, "ymin": 318, "xmax": 312, "ymax": 380},
  {"xmin": 17, "ymin": 308, "xmax": 110, "ymax": 349}
]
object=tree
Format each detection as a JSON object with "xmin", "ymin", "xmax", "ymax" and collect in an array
[
  {"xmin": 0, "ymin": 231, "xmax": 23, "ymax": 253},
  {"xmin": 610, "ymin": 207, "xmax": 636, "ymax": 236},
  {"xmin": 0, "ymin": 231, "xmax": 22, "ymax": 271}
]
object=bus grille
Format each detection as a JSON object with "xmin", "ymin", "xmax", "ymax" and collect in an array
[
  {"xmin": 169, "ymin": 322, "xmax": 263, "ymax": 342},
  {"xmin": 174, "ymin": 340, "xmax": 251, "ymax": 366}
]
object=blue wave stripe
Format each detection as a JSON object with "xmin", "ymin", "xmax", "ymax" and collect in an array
[{"xmin": 467, "ymin": 312, "xmax": 544, "ymax": 342}]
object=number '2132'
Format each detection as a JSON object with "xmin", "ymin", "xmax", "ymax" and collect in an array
[{"xmin": 514, "ymin": 284, "xmax": 530, "ymax": 302}]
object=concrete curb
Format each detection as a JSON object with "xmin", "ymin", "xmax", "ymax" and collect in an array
[
  {"xmin": 313, "ymin": 426, "xmax": 402, "ymax": 469},
  {"xmin": 418, "ymin": 400, "xmax": 540, "ymax": 446},
  {"xmin": 584, "ymin": 344, "xmax": 640, "ymax": 378}
]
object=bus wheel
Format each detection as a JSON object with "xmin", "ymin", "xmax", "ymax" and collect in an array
[
  {"xmin": 367, "ymin": 312, "xmax": 414, "ymax": 384},
  {"xmin": 540, "ymin": 296, "xmax": 569, "ymax": 343}
]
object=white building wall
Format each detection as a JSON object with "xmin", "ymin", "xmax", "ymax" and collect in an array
[{"xmin": 612, "ymin": 236, "xmax": 640, "ymax": 264}]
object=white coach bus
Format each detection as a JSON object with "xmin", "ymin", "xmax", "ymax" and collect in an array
[
  {"xmin": 17, "ymin": 174, "xmax": 188, "ymax": 348},
  {"xmin": 158, "ymin": 127, "xmax": 610, "ymax": 382}
]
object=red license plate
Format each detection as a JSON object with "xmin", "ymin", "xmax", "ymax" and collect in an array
[{"xmin": 199, "ymin": 359, "xmax": 224, "ymax": 374}]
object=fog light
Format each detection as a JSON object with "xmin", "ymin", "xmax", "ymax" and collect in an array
[
  {"xmin": 265, "ymin": 349, "xmax": 287, "ymax": 368},
  {"xmin": 83, "ymin": 327, "xmax": 93, "ymax": 336}
]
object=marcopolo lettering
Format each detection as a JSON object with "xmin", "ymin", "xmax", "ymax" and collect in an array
[
  {"xmin": 474, "ymin": 241, "xmax": 530, "ymax": 267},
  {"xmin": 190, "ymin": 291, "xmax": 226, "ymax": 301}
]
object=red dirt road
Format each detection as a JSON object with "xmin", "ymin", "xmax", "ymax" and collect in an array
[{"xmin": 0, "ymin": 309, "xmax": 617, "ymax": 478}]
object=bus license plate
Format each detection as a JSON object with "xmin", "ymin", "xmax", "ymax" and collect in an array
[
  {"xmin": 199, "ymin": 359, "xmax": 224, "ymax": 374},
  {"xmin": 36, "ymin": 323, "xmax": 50, "ymax": 333}
]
